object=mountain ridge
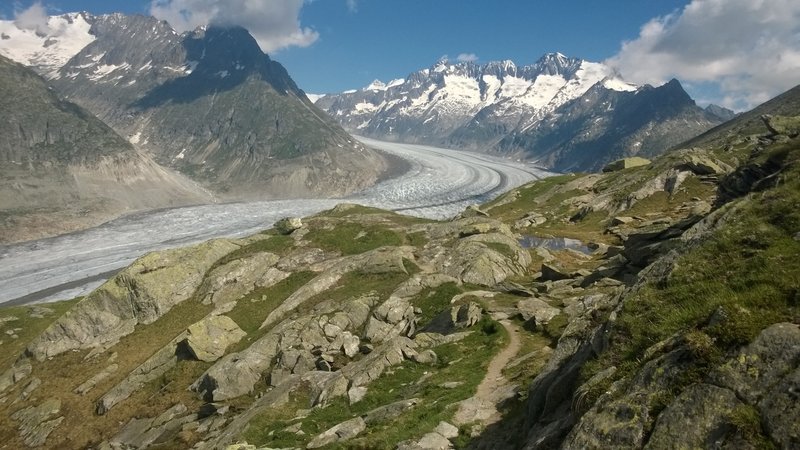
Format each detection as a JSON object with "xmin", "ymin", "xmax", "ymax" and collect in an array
[
  {"xmin": 0, "ymin": 12, "xmax": 391, "ymax": 201},
  {"xmin": 316, "ymin": 55, "xmax": 725, "ymax": 172}
]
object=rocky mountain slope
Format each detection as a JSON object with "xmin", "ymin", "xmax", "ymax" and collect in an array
[
  {"xmin": 0, "ymin": 55, "xmax": 212, "ymax": 243},
  {"xmin": 0, "ymin": 13, "xmax": 389, "ymax": 200},
  {"xmin": 315, "ymin": 54, "xmax": 730, "ymax": 173},
  {"xmin": 0, "ymin": 84, "xmax": 796, "ymax": 449}
]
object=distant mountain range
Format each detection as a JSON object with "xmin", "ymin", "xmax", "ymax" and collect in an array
[{"xmin": 315, "ymin": 53, "xmax": 735, "ymax": 172}]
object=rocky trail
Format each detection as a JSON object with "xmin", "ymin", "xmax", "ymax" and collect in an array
[{"xmin": 454, "ymin": 318, "xmax": 522, "ymax": 427}]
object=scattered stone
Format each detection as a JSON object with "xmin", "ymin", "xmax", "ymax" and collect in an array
[
  {"xmin": 423, "ymin": 303, "xmax": 482, "ymax": 334},
  {"xmin": 435, "ymin": 421, "xmax": 459, "ymax": 439},
  {"xmin": 28, "ymin": 306, "xmax": 54, "ymax": 319},
  {"xmin": 0, "ymin": 359, "xmax": 32, "ymax": 393},
  {"xmin": 315, "ymin": 359, "xmax": 332, "ymax": 372},
  {"xmin": 75, "ymin": 364, "xmax": 119, "ymax": 395},
  {"xmin": 306, "ymin": 417, "xmax": 366, "ymax": 448},
  {"xmin": 341, "ymin": 332, "xmax": 360, "ymax": 358},
  {"xmin": 517, "ymin": 298, "xmax": 561, "ymax": 326},
  {"xmin": 11, "ymin": 398, "xmax": 63, "ymax": 447},
  {"xmin": 540, "ymin": 263, "xmax": 571, "ymax": 282},
  {"xmin": 460, "ymin": 205, "xmax": 490, "ymax": 218},
  {"xmin": 681, "ymin": 154, "xmax": 728, "ymax": 175},
  {"xmin": 274, "ymin": 217, "xmax": 303, "ymax": 235},
  {"xmin": 602, "ymin": 157, "xmax": 651, "ymax": 172},
  {"xmin": 611, "ymin": 216, "xmax": 635, "ymax": 226},
  {"xmin": 364, "ymin": 398, "xmax": 421, "ymax": 424},
  {"xmin": 412, "ymin": 349, "xmax": 438, "ymax": 365},
  {"xmin": 184, "ymin": 315, "xmax": 247, "ymax": 362},
  {"xmin": 14, "ymin": 377, "xmax": 41, "ymax": 403},
  {"xmin": 348, "ymin": 386, "xmax": 368, "ymax": 404},
  {"xmin": 25, "ymin": 239, "xmax": 239, "ymax": 361},
  {"xmin": 440, "ymin": 382, "xmax": 464, "ymax": 389}
]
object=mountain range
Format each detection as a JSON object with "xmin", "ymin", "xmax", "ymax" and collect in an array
[
  {"xmin": 0, "ymin": 12, "xmax": 390, "ymax": 241},
  {"xmin": 315, "ymin": 54, "xmax": 734, "ymax": 172},
  {"xmin": 0, "ymin": 54, "xmax": 211, "ymax": 243}
]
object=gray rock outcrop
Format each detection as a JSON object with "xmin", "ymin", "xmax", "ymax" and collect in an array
[
  {"xmin": 25, "ymin": 239, "xmax": 239, "ymax": 361},
  {"xmin": 11, "ymin": 398, "xmax": 63, "ymax": 447},
  {"xmin": 184, "ymin": 315, "xmax": 246, "ymax": 362}
]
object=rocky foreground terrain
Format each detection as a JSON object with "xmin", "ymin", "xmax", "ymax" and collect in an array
[{"xmin": 0, "ymin": 87, "xmax": 797, "ymax": 449}]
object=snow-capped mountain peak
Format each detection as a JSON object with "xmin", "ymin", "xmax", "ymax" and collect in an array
[
  {"xmin": 315, "ymin": 53, "xmax": 640, "ymax": 144},
  {"xmin": 0, "ymin": 12, "xmax": 96, "ymax": 78}
]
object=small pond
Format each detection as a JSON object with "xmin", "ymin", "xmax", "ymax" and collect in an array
[{"xmin": 519, "ymin": 236, "xmax": 593, "ymax": 255}]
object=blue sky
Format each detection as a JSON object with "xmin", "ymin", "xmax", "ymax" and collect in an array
[{"xmin": 3, "ymin": 1, "xmax": 799, "ymax": 109}]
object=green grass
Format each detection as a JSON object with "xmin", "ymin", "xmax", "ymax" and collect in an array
[
  {"xmin": 580, "ymin": 140, "xmax": 800, "ymax": 413},
  {"xmin": 307, "ymin": 222, "xmax": 406, "ymax": 255},
  {"xmin": 0, "ymin": 298, "xmax": 80, "ymax": 371},
  {"xmin": 209, "ymin": 234, "xmax": 294, "ymax": 272},
  {"xmin": 483, "ymin": 174, "xmax": 577, "ymax": 220},
  {"xmin": 226, "ymin": 271, "xmax": 317, "ymax": 351},
  {"xmin": 242, "ymin": 321, "xmax": 507, "ymax": 449},
  {"xmin": 411, "ymin": 282, "xmax": 464, "ymax": 328},
  {"xmin": 226, "ymin": 271, "xmax": 317, "ymax": 337}
]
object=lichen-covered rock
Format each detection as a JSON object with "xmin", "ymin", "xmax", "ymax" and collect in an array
[
  {"xmin": 0, "ymin": 358, "xmax": 32, "ymax": 393},
  {"xmin": 517, "ymin": 298, "xmax": 560, "ymax": 325},
  {"xmin": 364, "ymin": 398, "xmax": 421, "ymax": 425},
  {"xmin": 260, "ymin": 246, "xmax": 414, "ymax": 330},
  {"xmin": 198, "ymin": 251, "xmax": 283, "ymax": 307},
  {"xmin": 307, "ymin": 417, "xmax": 366, "ymax": 448},
  {"xmin": 712, "ymin": 323, "xmax": 800, "ymax": 448},
  {"xmin": 602, "ymin": 157, "xmax": 651, "ymax": 172},
  {"xmin": 644, "ymin": 384, "xmax": 742, "ymax": 449},
  {"xmin": 184, "ymin": 315, "xmax": 246, "ymax": 362},
  {"xmin": 11, "ymin": 398, "xmax": 63, "ymax": 447},
  {"xmin": 274, "ymin": 217, "xmax": 303, "ymax": 235},
  {"xmin": 438, "ymin": 240, "xmax": 526, "ymax": 286},
  {"xmin": 25, "ymin": 239, "xmax": 239, "ymax": 361}
]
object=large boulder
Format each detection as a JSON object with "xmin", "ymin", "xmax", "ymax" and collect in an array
[
  {"xmin": 25, "ymin": 239, "xmax": 239, "ymax": 361},
  {"xmin": 438, "ymin": 241, "xmax": 527, "ymax": 286},
  {"xmin": 274, "ymin": 217, "xmax": 303, "ymax": 235},
  {"xmin": 184, "ymin": 316, "xmax": 246, "ymax": 362},
  {"xmin": 602, "ymin": 157, "xmax": 651, "ymax": 172},
  {"xmin": 644, "ymin": 384, "xmax": 742, "ymax": 449},
  {"xmin": 422, "ymin": 303, "xmax": 483, "ymax": 334},
  {"xmin": 517, "ymin": 299, "xmax": 560, "ymax": 325}
]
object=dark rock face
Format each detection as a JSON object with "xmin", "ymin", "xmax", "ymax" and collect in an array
[{"xmin": 500, "ymin": 79, "xmax": 723, "ymax": 172}]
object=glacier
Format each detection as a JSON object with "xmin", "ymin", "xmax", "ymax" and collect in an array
[{"xmin": 0, "ymin": 138, "xmax": 552, "ymax": 305}]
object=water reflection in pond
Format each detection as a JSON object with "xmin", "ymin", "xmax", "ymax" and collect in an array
[{"xmin": 519, "ymin": 236, "xmax": 593, "ymax": 254}]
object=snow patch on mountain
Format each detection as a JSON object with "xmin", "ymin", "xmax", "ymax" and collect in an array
[{"xmin": 0, "ymin": 13, "xmax": 95, "ymax": 78}]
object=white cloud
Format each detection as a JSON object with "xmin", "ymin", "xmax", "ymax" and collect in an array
[
  {"xmin": 346, "ymin": 0, "xmax": 358, "ymax": 13},
  {"xmin": 606, "ymin": 0, "xmax": 800, "ymax": 110},
  {"xmin": 456, "ymin": 53, "xmax": 479, "ymax": 63},
  {"xmin": 149, "ymin": 0, "xmax": 319, "ymax": 53},
  {"xmin": 14, "ymin": 1, "xmax": 50, "ymax": 35}
]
